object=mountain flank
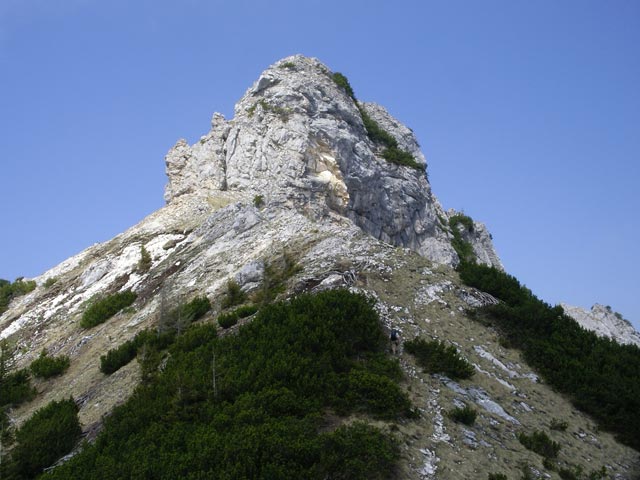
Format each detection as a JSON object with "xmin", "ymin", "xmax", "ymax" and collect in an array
[{"xmin": 1, "ymin": 55, "xmax": 638, "ymax": 479}]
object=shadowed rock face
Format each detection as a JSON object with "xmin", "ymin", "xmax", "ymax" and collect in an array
[{"xmin": 163, "ymin": 54, "xmax": 500, "ymax": 268}]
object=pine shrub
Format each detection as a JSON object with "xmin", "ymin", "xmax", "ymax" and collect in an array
[
  {"xmin": 448, "ymin": 404, "xmax": 477, "ymax": 425},
  {"xmin": 9, "ymin": 397, "xmax": 81, "ymax": 478},
  {"xmin": 404, "ymin": 338, "xmax": 475, "ymax": 379},
  {"xmin": 30, "ymin": 350, "xmax": 70, "ymax": 378},
  {"xmin": 517, "ymin": 430, "xmax": 561, "ymax": 458},
  {"xmin": 81, "ymin": 290, "xmax": 137, "ymax": 328}
]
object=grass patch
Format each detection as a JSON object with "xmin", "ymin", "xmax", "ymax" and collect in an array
[
  {"xmin": 405, "ymin": 338, "xmax": 475, "ymax": 379},
  {"xmin": 81, "ymin": 290, "xmax": 137, "ymax": 329}
]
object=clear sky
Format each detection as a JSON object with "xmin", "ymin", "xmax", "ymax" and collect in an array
[{"xmin": 1, "ymin": 1, "xmax": 638, "ymax": 329}]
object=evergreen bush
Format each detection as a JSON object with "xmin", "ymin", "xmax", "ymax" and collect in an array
[
  {"xmin": 221, "ymin": 281, "xmax": 246, "ymax": 309},
  {"xmin": 517, "ymin": 430, "xmax": 561, "ymax": 459},
  {"xmin": 81, "ymin": 290, "xmax": 137, "ymax": 328},
  {"xmin": 138, "ymin": 245, "xmax": 152, "ymax": 272},
  {"xmin": 9, "ymin": 397, "xmax": 81, "ymax": 479},
  {"xmin": 405, "ymin": 338, "xmax": 475, "ymax": 379},
  {"xmin": 30, "ymin": 349, "xmax": 70, "ymax": 378},
  {"xmin": 448, "ymin": 404, "xmax": 477, "ymax": 425},
  {"xmin": 42, "ymin": 290, "xmax": 408, "ymax": 479},
  {"xmin": 218, "ymin": 310, "xmax": 239, "ymax": 329},
  {"xmin": 0, "ymin": 278, "xmax": 36, "ymax": 315}
]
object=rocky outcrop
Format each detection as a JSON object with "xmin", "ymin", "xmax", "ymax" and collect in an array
[
  {"xmin": 561, "ymin": 303, "xmax": 640, "ymax": 347},
  {"xmin": 162, "ymin": 54, "xmax": 491, "ymax": 266}
]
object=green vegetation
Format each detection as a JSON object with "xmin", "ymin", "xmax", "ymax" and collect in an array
[
  {"xmin": 252, "ymin": 251, "xmax": 301, "ymax": 305},
  {"xmin": 248, "ymin": 99, "xmax": 291, "ymax": 121},
  {"xmin": 4, "ymin": 398, "xmax": 81, "ymax": 479},
  {"xmin": 100, "ymin": 329, "xmax": 176, "ymax": 375},
  {"xmin": 101, "ymin": 297, "xmax": 210, "ymax": 375},
  {"xmin": 100, "ymin": 337, "xmax": 138, "ymax": 375},
  {"xmin": 1, "ymin": 341, "xmax": 36, "ymax": 454},
  {"xmin": 43, "ymin": 277, "xmax": 58, "ymax": 288},
  {"xmin": 218, "ymin": 304, "xmax": 259, "ymax": 329},
  {"xmin": 138, "ymin": 245, "xmax": 152, "ymax": 272},
  {"xmin": 162, "ymin": 295, "xmax": 211, "ymax": 331},
  {"xmin": 404, "ymin": 338, "xmax": 475, "ymax": 379},
  {"xmin": 42, "ymin": 290, "xmax": 408, "ymax": 479},
  {"xmin": 448, "ymin": 404, "xmax": 477, "ymax": 425},
  {"xmin": 30, "ymin": 349, "xmax": 70, "ymax": 379},
  {"xmin": 331, "ymin": 72, "xmax": 355, "ymax": 99},
  {"xmin": 488, "ymin": 474, "xmax": 508, "ymax": 480},
  {"xmin": 0, "ymin": 341, "xmax": 35, "ymax": 408},
  {"xmin": 0, "ymin": 278, "xmax": 36, "ymax": 315},
  {"xmin": 217, "ymin": 310, "xmax": 238, "ymax": 329},
  {"xmin": 550, "ymin": 418, "xmax": 569, "ymax": 431},
  {"xmin": 253, "ymin": 194, "xmax": 265, "ymax": 208},
  {"xmin": 449, "ymin": 213, "xmax": 475, "ymax": 263},
  {"xmin": 459, "ymin": 259, "xmax": 640, "ymax": 450},
  {"xmin": 80, "ymin": 290, "xmax": 137, "ymax": 328},
  {"xmin": 359, "ymin": 108, "xmax": 396, "ymax": 146},
  {"xmin": 221, "ymin": 280, "xmax": 247, "ymax": 309},
  {"xmin": 279, "ymin": 61, "xmax": 296, "ymax": 70},
  {"xmin": 517, "ymin": 430, "xmax": 560, "ymax": 458},
  {"xmin": 381, "ymin": 146, "xmax": 423, "ymax": 169},
  {"xmin": 331, "ymin": 72, "xmax": 422, "ymax": 171}
]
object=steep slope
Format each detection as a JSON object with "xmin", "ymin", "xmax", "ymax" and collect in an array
[{"xmin": 0, "ymin": 55, "xmax": 638, "ymax": 479}]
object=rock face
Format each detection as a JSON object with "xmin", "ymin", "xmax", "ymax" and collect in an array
[
  {"xmin": 162, "ymin": 54, "xmax": 501, "ymax": 267},
  {"xmin": 1, "ymin": 55, "xmax": 638, "ymax": 479},
  {"xmin": 561, "ymin": 303, "xmax": 640, "ymax": 347}
]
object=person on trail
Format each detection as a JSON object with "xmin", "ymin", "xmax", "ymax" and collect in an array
[{"xmin": 390, "ymin": 328, "xmax": 400, "ymax": 355}]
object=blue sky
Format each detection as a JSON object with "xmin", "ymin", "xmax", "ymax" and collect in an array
[{"xmin": 1, "ymin": 1, "xmax": 638, "ymax": 329}]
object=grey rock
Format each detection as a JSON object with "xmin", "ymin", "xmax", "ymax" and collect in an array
[
  {"xmin": 235, "ymin": 261, "xmax": 265, "ymax": 287},
  {"xmin": 162, "ymin": 55, "xmax": 498, "ymax": 267},
  {"xmin": 562, "ymin": 303, "xmax": 640, "ymax": 347}
]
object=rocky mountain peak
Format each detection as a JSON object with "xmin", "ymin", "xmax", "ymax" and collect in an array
[
  {"xmin": 1, "ymin": 55, "xmax": 639, "ymax": 480},
  {"xmin": 163, "ymin": 54, "xmax": 499, "ymax": 267}
]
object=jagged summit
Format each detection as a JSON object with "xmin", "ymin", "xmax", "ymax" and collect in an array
[{"xmin": 163, "ymin": 54, "xmax": 500, "ymax": 268}]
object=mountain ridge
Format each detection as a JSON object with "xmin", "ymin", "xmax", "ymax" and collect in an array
[{"xmin": 1, "ymin": 55, "xmax": 638, "ymax": 479}]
